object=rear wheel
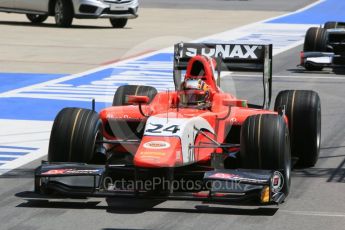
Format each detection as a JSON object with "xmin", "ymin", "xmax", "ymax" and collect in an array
[
  {"xmin": 26, "ymin": 14, "xmax": 48, "ymax": 24},
  {"xmin": 54, "ymin": 0, "xmax": 73, "ymax": 27},
  {"xmin": 274, "ymin": 90, "xmax": 321, "ymax": 167},
  {"xmin": 241, "ymin": 114, "xmax": 291, "ymax": 196},
  {"xmin": 113, "ymin": 85, "xmax": 157, "ymax": 106},
  {"xmin": 324, "ymin": 21, "xmax": 338, "ymax": 29},
  {"xmin": 110, "ymin": 18, "xmax": 128, "ymax": 28},
  {"xmin": 48, "ymin": 108, "xmax": 104, "ymax": 163}
]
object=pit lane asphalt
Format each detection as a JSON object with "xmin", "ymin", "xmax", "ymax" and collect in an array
[{"xmin": 2, "ymin": 0, "xmax": 345, "ymax": 230}]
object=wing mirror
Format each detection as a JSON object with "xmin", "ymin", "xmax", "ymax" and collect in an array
[
  {"xmin": 222, "ymin": 99, "xmax": 247, "ymax": 107},
  {"xmin": 127, "ymin": 95, "xmax": 150, "ymax": 105},
  {"xmin": 126, "ymin": 95, "xmax": 150, "ymax": 117}
]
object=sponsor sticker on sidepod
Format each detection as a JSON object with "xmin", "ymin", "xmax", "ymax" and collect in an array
[{"xmin": 143, "ymin": 141, "xmax": 171, "ymax": 150}]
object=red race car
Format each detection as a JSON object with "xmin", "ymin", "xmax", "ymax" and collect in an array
[{"xmin": 34, "ymin": 43, "xmax": 321, "ymax": 205}]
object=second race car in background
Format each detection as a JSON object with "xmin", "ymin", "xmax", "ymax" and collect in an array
[
  {"xmin": 300, "ymin": 21, "xmax": 345, "ymax": 71},
  {"xmin": 0, "ymin": 0, "xmax": 139, "ymax": 28}
]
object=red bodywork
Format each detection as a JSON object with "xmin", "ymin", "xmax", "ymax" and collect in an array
[{"xmin": 99, "ymin": 55, "xmax": 281, "ymax": 168}]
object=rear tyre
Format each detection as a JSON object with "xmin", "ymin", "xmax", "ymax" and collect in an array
[
  {"xmin": 113, "ymin": 85, "xmax": 157, "ymax": 106},
  {"xmin": 54, "ymin": 0, "xmax": 74, "ymax": 27},
  {"xmin": 110, "ymin": 18, "xmax": 128, "ymax": 28},
  {"xmin": 324, "ymin": 21, "xmax": 338, "ymax": 29},
  {"xmin": 241, "ymin": 114, "xmax": 291, "ymax": 196},
  {"xmin": 26, "ymin": 14, "xmax": 48, "ymax": 24},
  {"xmin": 48, "ymin": 108, "xmax": 103, "ymax": 163},
  {"xmin": 274, "ymin": 90, "xmax": 321, "ymax": 167}
]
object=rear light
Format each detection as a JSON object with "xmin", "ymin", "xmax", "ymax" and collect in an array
[{"xmin": 300, "ymin": 51, "xmax": 305, "ymax": 65}]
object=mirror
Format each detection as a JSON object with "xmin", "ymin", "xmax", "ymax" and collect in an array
[{"xmin": 126, "ymin": 95, "xmax": 150, "ymax": 104}]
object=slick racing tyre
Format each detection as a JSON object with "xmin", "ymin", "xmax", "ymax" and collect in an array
[
  {"xmin": 303, "ymin": 27, "xmax": 327, "ymax": 52},
  {"xmin": 110, "ymin": 18, "xmax": 128, "ymax": 28},
  {"xmin": 324, "ymin": 21, "xmax": 338, "ymax": 29},
  {"xmin": 274, "ymin": 90, "xmax": 321, "ymax": 167},
  {"xmin": 26, "ymin": 14, "xmax": 48, "ymax": 24},
  {"xmin": 241, "ymin": 114, "xmax": 291, "ymax": 196},
  {"xmin": 54, "ymin": 0, "xmax": 74, "ymax": 27},
  {"xmin": 48, "ymin": 108, "xmax": 103, "ymax": 163},
  {"xmin": 303, "ymin": 27, "xmax": 327, "ymax": 71},
  {"xmin": 112, "ymin": 85, "xmax": 158, "ymax": 106}
]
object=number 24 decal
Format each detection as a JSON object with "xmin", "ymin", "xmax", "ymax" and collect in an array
[{"xmin": 146, "ymin": 124, "xmax": 180, "ymax": 134}]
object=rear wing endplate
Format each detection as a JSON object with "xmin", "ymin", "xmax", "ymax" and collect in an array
[{"xmin": 173, "ymin": 43, "xmax": 273, "ymax": 109}]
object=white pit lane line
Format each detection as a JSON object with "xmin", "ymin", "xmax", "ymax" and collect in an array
[
  {"xmin": 0, "ymin": 119, "xmax": 52, "ymax": 175},
  {"xmin": 0, "ymin": 0, "xmax": 326, "ymax": 175},
  {"xmin": 280, "ymin": 210, "xmax": 345, "ymax": 218}
]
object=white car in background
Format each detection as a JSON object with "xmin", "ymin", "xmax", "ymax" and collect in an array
[{"xmin": 0, "ymin": 0, "xmax": 139, "ymax": 28}]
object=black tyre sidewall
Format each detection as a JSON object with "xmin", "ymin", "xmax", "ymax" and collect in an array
[
  {"xmin": 48, "ymin": 108, "xmax": 102, "ymax": 163},
  {"xmin": 324, "ymin": 21, "xmax": 338, "ymax": 29},
  {"xmin": 55, "ymin": 0, "xmax": 74, "ymax": 27},
  {"xmin": 274, "ymin": 90, "xmax": 321, "ymax": 167},
  {"xmin": 303, "ymin": 27, "xmax": 327, "ymax": 52},
  {"xmin": 26, "ymin": 14, "xmax": 48, "ymax": 23},
  {"xmin": 241, "ymin": 114, "xmax": 291, "ymax": 196},
  {"xmin": 110, "ymin": 18, "xmax": 128, "ymax": 28}
]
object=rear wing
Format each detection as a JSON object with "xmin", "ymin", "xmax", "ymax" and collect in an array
[{"xmin": 173, "ymin": 43, "xmax": 273, "ymax": 109}]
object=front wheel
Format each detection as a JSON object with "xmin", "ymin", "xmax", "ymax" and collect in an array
[
  {"xmin": 48, "ymin": 108, "xmax": 104, "ymax": 163},
  {"xmin": 324, "ymin": 21, "xmax": 338, "ymax": 29},
  {"xmin": 26, "ymin": 14, "xmax": 48, "ymax": 24},
  {"xmin": 241, "ymin": 114, "xmax": 291, "ymax": 197},
  {"xmin": 54, "ymin": 0, "xmax": 74, "ymax": 27},
  {"xmin": 303, "ymin": 27, "xmax": 327, "ymax": 52},
  {"xmin": 110, "ymin": 18, "xmax": 128, "ymax": 28}
]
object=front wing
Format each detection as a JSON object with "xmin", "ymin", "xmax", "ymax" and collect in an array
[
  {"xmin": 300, "ymin": 51, "xmax": 345, "ymax": 69},
  {"xmin": 33, "ymin": 162, "xmax": 286, "ymax": 204}
]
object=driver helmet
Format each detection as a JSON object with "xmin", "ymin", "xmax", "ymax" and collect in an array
[{"xmin": 180, "ymin": 78, "xmax": 211, "ymax": 107}]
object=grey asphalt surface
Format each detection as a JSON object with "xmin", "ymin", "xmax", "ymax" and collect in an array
[
  {"xmin": 142, "ymin": 0, "xmax": 316, "ymax": 11},
  {"xmin": 2, "ymin": 0, "xmax": 345, "ymax": 230}
]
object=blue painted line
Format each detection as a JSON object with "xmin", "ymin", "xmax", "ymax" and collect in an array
[
  {"xmin": 0, "ymin": 157, "xmax": 16, "ymax": 161},
  {"xmin": 0, "ymin": 152, "xmax": 29, "ymax": 156},
  {"xmin": 0, "ymin": 73, "xmax": 66, "ymax": 93},
  {"xmin": 0, "ymin": 52, "xmax": 175, "ymax": 121},
  {"xmin": 0, "ymin": 146, "xmax": 38, "ymax": 151},
  {"xmin": 269, "ymin": 0, "xmax": 345, "ymax": 24}
]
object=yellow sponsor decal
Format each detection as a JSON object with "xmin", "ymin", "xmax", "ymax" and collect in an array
[{"xmin": 140, "ymin": 151, "xmax": 166, "ymax": 158}]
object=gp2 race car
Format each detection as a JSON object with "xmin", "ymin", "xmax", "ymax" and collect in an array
[
  {"xmin": 300, "ymin": 21, "xmax": 345, "ymax": 71},
  {"xmin": 34, "ymin": 42, "xmax": 321, "ymax": 205}
]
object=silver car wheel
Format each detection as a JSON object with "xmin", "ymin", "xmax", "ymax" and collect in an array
[{"xmin": 55, "ymin": 0, "xmax": 63, "ymax": 24}]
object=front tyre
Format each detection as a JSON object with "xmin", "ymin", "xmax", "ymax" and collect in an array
[
  {"xmin": 274, "ymin": 90, "xmax": 321, "ymax": 167},
  {"xmin": 324, "ymin": 21, "xmax": 338, "ymax": 29},
  {"xmin": 110, "ymin": 18, "xmax": 128, "ymax": 28},
  {"xmin": 26, "ymin": 14, "xmax": 48, "ymax": 24},
  {"xmin": 54, "ymin": 0, "xmax": 74, "ymax": 27},
  {"xmin": 48, "ymin": 108, "xmax": 103, "ymax": 163},
  {"xmin": 241, "ymin": 114, "xmax": 291, "ymax": 197}
]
